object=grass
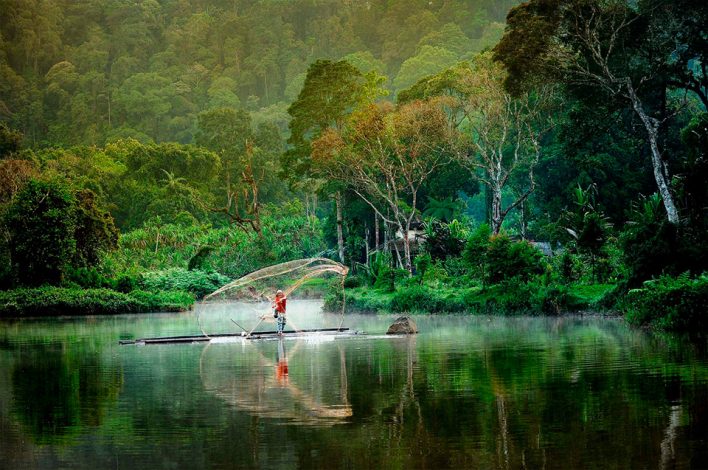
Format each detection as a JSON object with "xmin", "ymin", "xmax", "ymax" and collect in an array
[{"xmin": 0, "ymin": 287, "xmax": 194, "ymax": 317}]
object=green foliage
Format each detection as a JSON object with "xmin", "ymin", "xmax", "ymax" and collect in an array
[
  {"xmin": 620, "ymin": 194, "xmax": 707, "ymax": 287},
  {"xmin": 393, "ymin": 45, "xmax": 458, "ymax": 91},
  {"xmin": 423, "ymin": 220, "xmax": 467, "ymax": 261},
  {"xmin": 561, "ymin": 184, "xmax": 613, "ymax": 282},
  {"xmin": 678, "ymin": 112, "xmax": 708, "ymax": 229},
  {"xmin": 64, "ymin": 267, "xmax": 112, "ymax": 289},
  {"xmin": 73, "ymin": 189, "xmax": 119, "ymax": 267},
  {"xmin": 391, "ymin": 285, "xmax": 466, "ymax": 313},
  {"xmin": 463, "ymin": 224, "xmax": 492, "ymax": 277},
  {"xmin": 6, "ymin": 179, "xmax": 77, "ymax": 286},
  {"xmin": 356, "ymin": 252, "xmax": 395, "ymax": 291},
  {"xmin": 623, "ymin": 274, "xmax": 708, "ymax": 332},
  {"xmin": 0, "ymin": 288, "xmax": 193, "ymax": 317},
  {"xmin": 284, "ymin": 59, "xmax": 380, "ymax": 182},
  {"xmin": 139, "ymin": 268, "xmax": 230, "ymax": 299},
  {"xmin": 413, "ymin": 253, "xmax": 432, "ymax": 280},
  {"xmin": 187, "ymin": 246, "xmax": 215, "ymax": 271},
  {"xmin": 103, "ymin": 204, "xmax": 326, "ymax": 283},
  {"xmin": 341, "ymin": 280, "xmax": 615, "ymax": 315},
  {"xmin": 485, "ymin": 235, "xmax": 545, "ymax": 284},
  {"xmin": 422, "ymin": 196, "xmax": 458, "ymax": 222},
  {"xmin": 0, "ymin": 123, "xmax": 22, "ymax": 158}
]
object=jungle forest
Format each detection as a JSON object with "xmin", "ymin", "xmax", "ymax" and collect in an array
[{"xmin": 0, "ymin": 0, "xmax": 706, "ymax": 327}]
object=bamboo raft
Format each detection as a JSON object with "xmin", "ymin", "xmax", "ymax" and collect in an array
[{"xmin": 119, "ymin": 327, "xmax": 362, "ymax": 345}]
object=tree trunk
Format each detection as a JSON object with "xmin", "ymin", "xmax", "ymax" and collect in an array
[
  {"xmin": 491, "ymin": 185, "xmax": 503, "ymax": 234},
  {"xmin": 374, "ymin": 214, "xmax": 380, "ymax": 251},
  {"xmin": 520, "ymin": 198, "xmax": 528, "ymax": 240},
  {"xmin": 335, "ymin": 192, "xmax": 345, "ymax": 263},
  {"xmin": 626, "ymin": 81, "xmax": 680, "ymax": 225},
  {"xmin": 402, "ymin": 227, "xmax": 412, "ymax": 275}
]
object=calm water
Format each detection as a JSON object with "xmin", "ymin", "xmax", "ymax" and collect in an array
[{"xmin": 0, "ymin": 300, "xmax": 707, "ymax": 469}]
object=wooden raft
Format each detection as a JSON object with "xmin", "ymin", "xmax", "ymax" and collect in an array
[{"xmin": 119, "ymin": 327, "xmax": 356, "ymax": 345}]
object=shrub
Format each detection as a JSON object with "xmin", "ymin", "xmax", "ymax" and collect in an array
[
  {"xmin": 139, "ymin": 268, "xmax": 230, "ymax": 299},
  {"xmin": 623, "ymin": 274, "xmax": 708, "ymax": 331},
  {"xmin": 620, "ymin": 194, "xmax": 708, "ymax": 287},
  {"xmin": 442, "ymin": 256, "xmax": 469, "ymax": 279},
  {"xmin": 390, "ymin": 285, "xmax": 466, "ymax": 313},
  {"xmin": 112, "ymin": 274, "xmax": 139, "ymax": 293},
  {"xmin": 423, "ymin": 220, "xmax": 466, "ymax": 260},
  {"xmin": 0, "ymin": 287, "xmax": 194, "ymax": 317},
  {"xmin": 414, "ymin": 253, "xmax": 432, "ymax": 280},
  {"xmin": 65, "ymin": 267, "xmax": 112, "ymax": 289},
  {"xmin": 343, "ymin": 275, "xmax": 365, "ymax": 288},
  {"xmin": 485, "ymin": 235, "xmax": 545, "ymax": 284},
  {"xmin": 463, "ymin": 224, "xmax": 491, "ymax": 278},
  {"xmin": 421, "ymin": 260, "xmax": 449, "ymax": 285}
]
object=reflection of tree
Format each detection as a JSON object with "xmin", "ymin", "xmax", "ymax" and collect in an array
[
  {"xmin": 660, "ymin": 404, "xmax": 682, "ymax": 469},
  {"xmin": 391, "ymin": 336, "xmax": 424, "ymax": 452},
  {"xmin": 11, "ymin": 343, "xmax": 123, "ymax": 444}
]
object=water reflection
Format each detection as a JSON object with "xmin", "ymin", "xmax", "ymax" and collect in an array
[
  {"xmin": 11, "ymin": 343, "xmax": 122, "ymax": 444},
  {"xmin": 0, "ymin": 308, "xmax": 707, "ymax": 469},
  {"xmin": 199, "ymin": 338, "xmax": 353, "ymax": 425}
]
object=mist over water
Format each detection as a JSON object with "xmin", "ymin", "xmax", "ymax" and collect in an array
[{"xmin": 1, "ymin": 301, "xmax": 707, "ymax": 468}]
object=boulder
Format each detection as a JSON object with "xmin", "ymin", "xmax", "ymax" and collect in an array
[{"xmin": 386, "ymin": 316, "xmax": 418, "ymax": 335}]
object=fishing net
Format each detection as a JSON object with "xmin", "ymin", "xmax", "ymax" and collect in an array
[{"xmin": 197, "ymin": 258, "xmax": 349, "ymax": 337}]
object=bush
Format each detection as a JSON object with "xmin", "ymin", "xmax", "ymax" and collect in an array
[
  {"xmin": 0, "ymin": 287, "xmax": 194, "ymax": 317},
  {"xmin": 65, "ymin": 267, "xmax": 112, "ymax": 289},
  {"xmin": 343, "ymin": 275, "xmax": 365, "ymax": 288},
  {"xmin": 113, "ymin": 274, "xmax": 140, "ymax": 293},
  {"xmin": 620, "ymin": 194, "xmax": 708, "ymax": 287},
  {"xmin": 423, "ymin": 220, "xmax": 466, "ymax": 260},
  {"xmin": 390, "ymin": 285, "xmax": 466, "ymax": 313},
  {"xmin": 139, "ymin": 268, "xmax": 230, "ymax": 299},
  {"xmin": 486, "ymin": 235, "xmax": 545, "ymax": 284},
  {"xmin": 413, "ymin": 253, "xmax": 432, "ymax": 280},
  {"xmin": 623, "ymin": 274, "xmax": 708, "ymax": 331},
  {"xmin": 463, "ymin": 224, "xmax": 491, "ymax": 278}
]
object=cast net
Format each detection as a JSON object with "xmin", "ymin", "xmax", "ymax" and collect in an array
[{"xmin": 197, "ymin": 258, "xmax": 349, "ymax": 337}]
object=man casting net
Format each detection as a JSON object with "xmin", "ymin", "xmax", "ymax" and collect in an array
[{"xmin": 197, "ymin": 258, "xmax": 349, "ymax": 337}]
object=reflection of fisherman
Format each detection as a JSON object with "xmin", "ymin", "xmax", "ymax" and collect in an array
[
  {"xmin": 275, "ymin": 338, "xmax": 289, "ymax": 384},
  {"xmin": 272, "ymin": 289, "xmax": 287, "ymax": 335}
]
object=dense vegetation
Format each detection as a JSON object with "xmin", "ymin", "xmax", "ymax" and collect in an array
[{"xmin": 0, "ymin": 0, "xmax": 706, "ymax": 330}]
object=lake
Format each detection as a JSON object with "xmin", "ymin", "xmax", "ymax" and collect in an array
[{"xmin": 1, "ymin": 300, "xmax": 706, "ymax": 469}]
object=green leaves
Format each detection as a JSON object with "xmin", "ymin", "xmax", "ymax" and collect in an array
[
  {"xmin": 5, "ymin": 180, "xmax": 118, "ymax": 286},
  {"xmin": 6, "ymin": 179, "xmax": 77, "ymax": 285}
]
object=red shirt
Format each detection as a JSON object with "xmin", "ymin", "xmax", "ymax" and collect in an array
[{"xmin": 274, "ymin": 296, "xmax": 287, "ymax": 314}]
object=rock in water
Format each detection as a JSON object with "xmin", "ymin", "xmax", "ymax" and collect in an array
[{"xmin": 386, "ymin": 316, "xmax": 418, "ymax": 335}]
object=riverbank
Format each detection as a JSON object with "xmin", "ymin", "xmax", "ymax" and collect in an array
[
  {"xmin": 0, "ymin": 287, "xmax": 194, "ymax": 317},
  {"xmin": 327, "ymin": 275, "xmax": 708, "ymax": 333},
  {"xmin": 332, "ymin": 283, "xmax": 617, "ymax": 316}
]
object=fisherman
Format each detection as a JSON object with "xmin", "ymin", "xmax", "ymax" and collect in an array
[{"xmin": 272, "ymin": 289, "xmax": 287, "ymax": 335}]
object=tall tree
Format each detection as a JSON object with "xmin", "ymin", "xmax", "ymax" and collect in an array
[
  {"xmin": 195, "ymin": 107, "xmax": 264, "ymax": 232},
  {"xmin": 6, "ymin": 179, "xmax": 76, "ymax": 285},
  {"xmin": 312, "ymin": 100, "xmax": 452, "ymax": 273},
  {"xmin": 284, "ymin": 59, "xmax": 385, "ymax": 262},
  {"xmin": 494, "ymin": 0, "xmax": 708, "ymax": 224},
  {"xmin": 401, "ymin": 54, "xmax": 556, "ymax": 234}
]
